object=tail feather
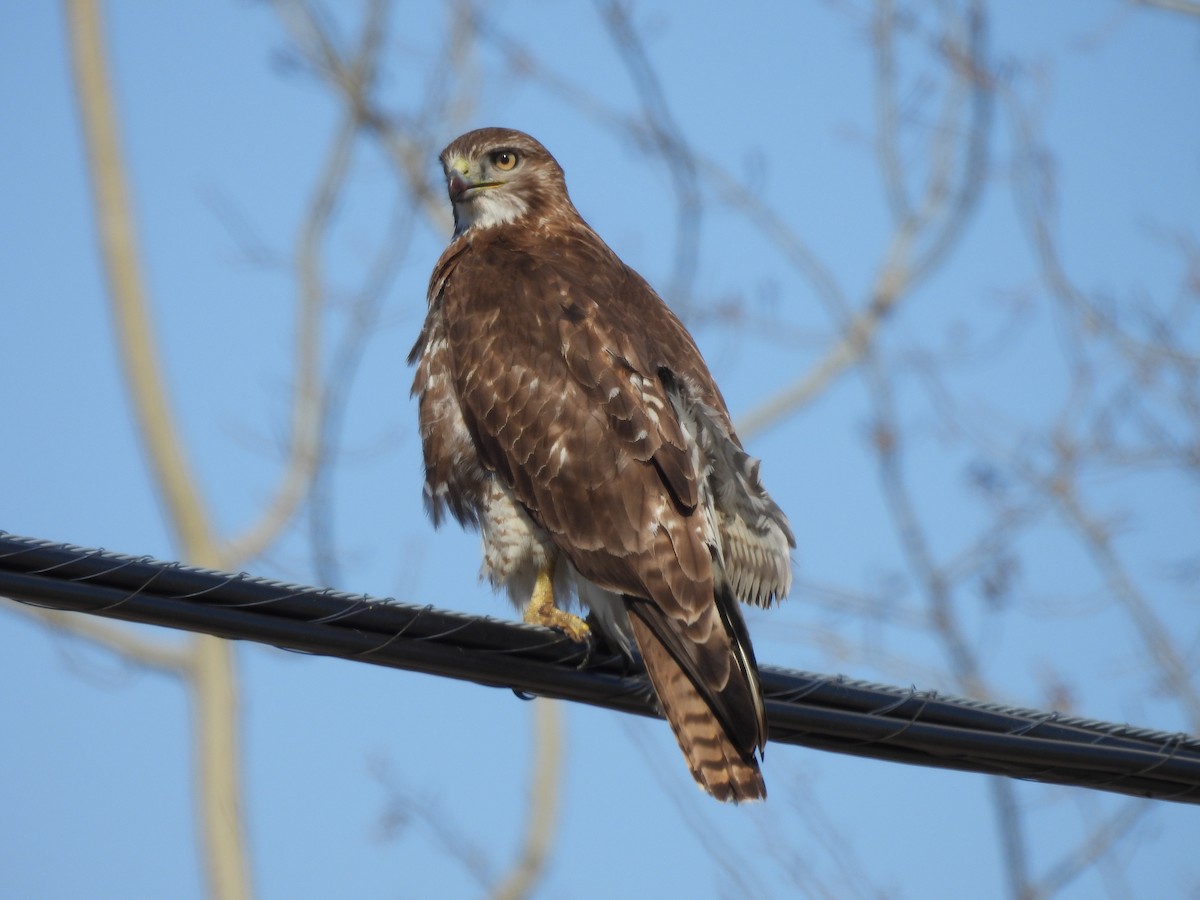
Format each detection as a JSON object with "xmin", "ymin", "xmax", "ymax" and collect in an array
[{"xmin": 627, "ymin": 604, "xmax": 766, "ymax": 803}]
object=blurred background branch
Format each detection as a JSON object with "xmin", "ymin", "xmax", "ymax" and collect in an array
[
  {"xmin": 6, "ymin": 0, "xmax": 1197, "ymax": 896},
  {"xmin": 64, "ymin": 2, "xmax": 248, "ymax": 897}
]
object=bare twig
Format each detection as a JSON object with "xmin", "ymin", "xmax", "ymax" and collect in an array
[
  {"xmin": 1132, "ymin": 0, "xmax": 1200, "ymax": 16},
  {"xmin": 306, "ymin": 188, "xmax": 418, "ymax": 587},
  {"xmin": 1032, "ymin": 799, "xmax": 1149, "ymax": 898},
  {"xmin": 492, "ymin": 700, "xmax": 563, "ymax": 900},
  {"xmin": 22, "ymin": 606, "xmax": 191, "ymax": 674},
  {"xmin": 65, "ymin": 0, "xmax": 218, "ymax": 563},
  {"xmin": 1047, "ymin": 468, "xmax": 1200, "ymax": 729},
  {"xmin": 272, "ymin": 0, "xmax": 459, "ymax": 232},
  {"xmin": 227, "ymin": 0, "xmax": 392, "ymax": 566},
  {"xmin": 873, "ymin": 0, "xmax": 912, "ymax": 221},
  {"xmin": 867, "ymin": 351, "xmax": 1034, "ymax": 897},
  {"xmin": 595, "ymin": 0, "xmax": 702, "ymax": 312},
  {"xmin": 745, "ymin": 0, "xmax": 991, "ymax": 438}
]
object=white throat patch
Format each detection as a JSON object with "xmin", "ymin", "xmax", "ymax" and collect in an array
[{"xmin": 455, "ymin": 188, "xmax": 529, "ymax": 234}]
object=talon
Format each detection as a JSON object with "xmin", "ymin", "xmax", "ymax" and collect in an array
[{"xmin": 524, "ymin": 562, "xmax": 590, "ymax": 643}]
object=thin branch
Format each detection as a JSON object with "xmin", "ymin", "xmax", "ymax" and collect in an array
[
  {"xmin": 272, "ymin": 0, "xmax": 455, "ymax": 232},
  {"xmin": 221, "ymin": 99, "xmax": 353, "ymax": 566},
  {"xmin": 1051, "ymin": 474, "xmax": 1200, "ymax": 730},
  {"xmin": 1032, "ymin": 799, "xmax": 1149, "ymax": 898},
  {"xmin": 906, "ymin": 0, "xmax": 992, "ymax": 281},
  {"xmin": 743, "ymin": 0, "xmax": 992, "ymax": 438},
  {"xmin": 1132, "ymin": 0, "xmax": 1200, "ymax": 16},
  {"xmin": 307, "ymin": 187, "xmax": 418, "ymax": 587},
  {"xmin": 988, "ymin": 776, "xmax": 1031, "ymax": 900},
  {"xmin": 762, "ymin": 773, "xmax": 883, "ymax": 900},
  {"xmin": 64, "ymin": 4, "xmax": 249, "ymax": 898},
  {"xmin": 873, "ymin": 0, "xmax": 912, "ymax": 221},
  {"xmin": 1004, "ymin": 80, "xmax": 1200, "ymax": 368},
  {"xmin": 20, "ymin": 605, "xmax": 191, "ymax": 674},
  {"xmin": 622, "ymin": 720, "xmax": 779, "ymax": 899},
  {"xmin": 491, "ymin": 699, "xmax": 563, "ymax": 900},
  {"xmin": 479, "ymin": 16, "xmax": 854, "ymax": 324},
  {"xmin": 737, "ymin": 291, "xmax": 893, "ymax": 440},
  {"xmin": 595, "ymin": 0, "xmax": 702, "ymax": 311},
  {"xmin": 226, "ymin": 1, "xmax": 393, "ymax": 566},
  {"xmin": 996, "ymin": 71, "xmax": 1200, "ymax": 731},
  {"xmin": 64, "ymin": 0, "xmax": 219, "ymax": 565},
  {"xmin": 192, "ymin": 638, "xmax": 246, "ymax": 900},
  {"xmin": 863, "ymin": 340, "xmax": 1032, "ymax": 898}
]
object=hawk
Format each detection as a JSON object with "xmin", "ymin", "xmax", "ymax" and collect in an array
[{"xmin": 410, "ymin": 127, "xmax": 794, "ymax": 802}]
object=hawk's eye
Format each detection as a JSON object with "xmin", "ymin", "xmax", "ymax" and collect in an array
[{"xmin": 491, "ymin": 150, "xmax": 519, "ymax": 171}]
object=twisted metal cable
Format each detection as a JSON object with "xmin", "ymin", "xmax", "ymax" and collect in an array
[{"xmin": 2, "ymin": 531, "xmax": 1197, "ymax": 804}]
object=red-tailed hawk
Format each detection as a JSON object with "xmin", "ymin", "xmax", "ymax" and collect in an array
[{"xmin": 410, "ymin": 127, "xmax": 794, "ymax": 802}]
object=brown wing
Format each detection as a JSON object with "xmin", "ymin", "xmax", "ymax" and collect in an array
[
  {"xmin": 439, "ymin": 224, "xmax": 767, "ymax": 797},
  {"xmin": 408, "ymin": 240, "xmax": 488, "ymax": 528}
]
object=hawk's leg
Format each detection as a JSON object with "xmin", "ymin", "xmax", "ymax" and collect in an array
[{"xmin": 524, "ymin": 559, "xmax": 590, "ymax": 643}]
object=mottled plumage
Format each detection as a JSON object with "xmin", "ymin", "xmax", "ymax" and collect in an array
[{"xmin": 409, "ymin": 128, "xmax": 794, "ymax": 801}]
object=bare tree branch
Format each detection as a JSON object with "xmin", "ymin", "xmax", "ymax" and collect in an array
[
  {"xmin": 1132, "ymin": 0, "xmax": 1200, "ymax": 16},
  {"xmin": 491, "ymin": 700, "xmax": 563, "ymax": 900},
  {"xmin": 64, "ymin": 2, "xmax": 250, "ymax": 898},
  {"xmin": 745, "ymin": 0, "xmax": 991, "ymax": 438},
  {"xmin": 64, "ymin": 0, "xmax": 220, "ymax": 564},
  {"xmin": 1032, "ymin": 799, "xmax": 1149, "ymax": 898},
  {"xmin": 595, "ymin": 0, "xmax": 702, "ymax": 312},
  {"xmin": 306, "ymin": 187, "xmax": 418, "ymax": 587},
  {"xmin": 1046, "ymin": 465, "xmax": 1200, "ymax": 729},
  {"xmin": 22, "ymin": 606, "xmax": 191, "ymax": 674},
  {"xmin": 272, "ymin": 0, "xmax": 464, "ymax": 233}
]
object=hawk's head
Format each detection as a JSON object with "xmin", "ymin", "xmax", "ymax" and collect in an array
[{"xmin": 439, "ymin": 128, "xmax": 574, "ymax": 235}]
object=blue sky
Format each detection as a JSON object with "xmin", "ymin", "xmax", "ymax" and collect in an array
[{"xmin": 3, "ymin": 2, "xmax": 1198, "ymax": 898}]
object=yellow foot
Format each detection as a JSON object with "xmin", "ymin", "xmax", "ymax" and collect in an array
[{"xmin": 524, "ymin": 565, "xmax": 590, "ymax": 643}]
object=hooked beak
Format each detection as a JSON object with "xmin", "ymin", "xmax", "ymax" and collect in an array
[
  {"xmin": 446, "ymin": 158, "xmax": 502, "ymax": 204},
  {"xmin": 447, "ymin": 169, "xmax": 472, "ymax": 203}
]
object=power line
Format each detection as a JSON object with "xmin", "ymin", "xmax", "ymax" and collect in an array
[{"xmin": 2, "ymin": 530, "xmax": 1198, "ymax": 804}]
